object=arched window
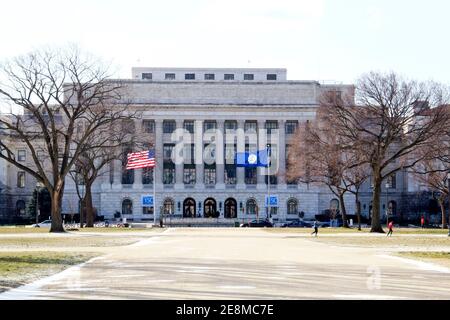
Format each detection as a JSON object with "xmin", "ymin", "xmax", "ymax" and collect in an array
[
  {"xmin": 246, "ymin": 199, "xmax": 257, "ymax": 215},
  {"xmin": 388, "ymin": 201, "xmax": 397, "ymax": 216},
  {"xmin": 16, "ymin": 200, "xmax": 26, "ymax": 216},
  {"xmin": 287, "ymin": 198, "xmax": 298, "ymax": 215},
  {"xmin": 163, "ymin": 198, "xmax": 175, "ymax": 215},
  {"xmin": 122, "ymin": 199, "xmax": 133, "ymax": 215}
]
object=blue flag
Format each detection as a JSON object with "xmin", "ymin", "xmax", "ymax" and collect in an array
[{"xmin": 235, "ymin": 150, "xmax": 269, "ymax": 167}]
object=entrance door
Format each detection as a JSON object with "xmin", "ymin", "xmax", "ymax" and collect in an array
[
  {"xmin": 224, "ymin": 198, "xmax": 237, "ymax": 219},
  {"xmin": 183, "ymin": 198, "xmax": 196, "ymax": 218},
  {"xmin": 204, "ymin": 198, "xmax": 218, "ymax": 218}
]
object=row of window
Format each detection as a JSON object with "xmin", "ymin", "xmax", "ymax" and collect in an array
[
  {"xmin": 142, "ymin": 73, "xmax": 278, "ymax": 81},
  {"xmin": 121, "ymin": 197, "xmax": 299, "ymax": 216},
  {"xmin": 135, "ymin": 120, "xmax": 299, "ymax": 134},
  {"xmin": 120, "ymin": 165, "xmax": 281, "ymax": 186}
]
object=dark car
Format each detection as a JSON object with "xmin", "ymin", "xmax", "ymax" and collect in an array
[
  {"xmin": 240, "ymin": 219, "xmax": 273, "ymax": 228},
  {"xmin": 282, "ymin": 220, "xmax": 314, "ymax": 228}
]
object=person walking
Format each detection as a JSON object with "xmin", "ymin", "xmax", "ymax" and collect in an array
[
  {"xmin": 311, "ymin": 221, "xmax": 319, "ymax": 237},
  {"xmin": 387, "ymin": 221, "xmax": 394, "ymax": 237},
  {"xmin": 421, "ymin": 216, "xmax": 425, "ymax": 229}
]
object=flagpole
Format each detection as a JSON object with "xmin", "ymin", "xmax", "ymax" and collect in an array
[
  {"xmin": 267, "ymin": 144, "xmax": 270, "ymax": 220},
  {"xmin": 153, "ymin": 166, "xmax": 156, "ymax": 226}
]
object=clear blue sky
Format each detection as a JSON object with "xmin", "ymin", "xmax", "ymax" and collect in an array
[{"xmin": 0, "ymin": 0, "xmax": 449, "ymax": 84}]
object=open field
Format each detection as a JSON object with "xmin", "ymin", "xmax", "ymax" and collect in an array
[
  {"xmin": 397, "ymin": 252, "xmax": 450, "ymax": 268},
  {"xmin": 1, "ymin": 227, "xmax": 450, "ymax": 299},
  {"xmin": 1, "ymin": 228, "xmax": 450, "ymax": 300},
  {"xmin": 266, "ymin": 227, "xmax": 450, "ymax": 235},
  {"xmin": 0, "ymin": 226, "xmax": 160, "ymax": 234},
  {"xmin": 0, "ymin": 252, "xmax": 98, "ymax": 293}
]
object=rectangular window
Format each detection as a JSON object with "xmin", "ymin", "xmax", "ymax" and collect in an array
[
  {"xmin": 388, "ymin": 174, "xmax": 397, "ymax": 189},
  {"xmin": 224, "ymin": 121, "xmax": 237, "ymax": 131},
  {"xmin": 265, "ymin": 175, "xmax": 278, "ymax": 185},
  {"xmin": 142, "ymin": 73, "xmax": 152, "ymax": 80},
  {"xmin": 285, "ymin": 121, "xmax": 298, "ymax": 134},
  {"xmin": 121, "ymin": 167, "xmax": 134, "ymax": 185},
  {"xmin": 245, "ymin": 167, "xmax": 257, "ymax": 185},
  {"xmin": 185, "ymin": 73, "xmax": 195, "ymax": 80},
  {"xmin": 121, "ymin": 146, "xmax": 134, "ymax": 184},
  {"xmin": 204, "ymin": 73, "xmax": 215, "ymax": 80},
  {"xmin": 184, "ymin": 120, "xmax": 194, "ymax": 134},
  {"xmin": 244, "ymin": 121, "xmax": 257, "ymax": 133},
  {"xmin": 163, "ymin": 144, "xmax": 174, "ymax": 161},
  {"xmin": 163, "ymin": 165, "xmax": 175, "ymax": 185},
  {"xmin": 224, "ymin": 74, "xmax": 234, "ymax": 80},
  {"xmin": 225, "ymin": 165, "xmax": 236, "ymax": 185},
  {"xmin": 122, "ymin": 119, "xmax": 135, "ymax": 134},
  {"xmin": 204, "ymin": 121, "xmax": 217, "ymax": 131},
  {"xmin": 265, "ymin": 121, "xmax": 279, "ymax": 134},
  {"xmin": 244, "ymin": 74, "xmax": 254, "ymax": 81},
  {"xmin": 17, "ymin": 150, "xmax": 26, "ymax": 162},
  {"xmin": 165, "ymin": 73, "xmax": 176, "ymax": 80},
  {"xmin": 183, "ymin": 165, "xmax": 196, "ymax": 185},
  {"xmin": 163, "ymin": 120, "xmax": 176, "ymax": 133},
  {"xmin": 143, "ymin": 207, "xmax": 154, "ymax": 214},
  {"xmin": 267, "ymin": 74, "xmax": 277, "ymax": 81},
  {"xmin": 142, "ymin": 167, "xmax": 154, "ymax": 185},
  {"xmin": 142, "ymin": 120, "xmax": 155, "ymax": 134},
  {"xmin": 17, "ymin": 171, "xmax": 25, "ymax": 188},
  {"xmin": 204, "ymin": 165, "xmax": 216, "ymax": 185}
]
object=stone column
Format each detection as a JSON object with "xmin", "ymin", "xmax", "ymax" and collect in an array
[
  {"xmin": 154, "ymin": 119, "xmax": 164, "ymax": 190},
  {"xmin": 195, "ymin": 120, "xmax": 204, "ymax": 189},
  {"xmin": 216, "ymin": 120, "xmax": 225, "ymax": 190},
  {"xmin": 112, "ymin": 159, "xmax": 122, "ymax": 190},
  {"xmin": 236, "ymin": 120, "xmax": 245, "ymax": 189},
  {"xmin": 257, "ymin": 120, "xmax": 266, "ymax": 190},
  {"xmin": 175, "ymin": 119, "xmax": 184, "ymax": 190},
  {"xmin": 133, "ymin": 119, "xmax": 143, "ymax": 190},
  {"xmin": 277, "ymin": 119, "xmax": 287, "ymax": 189}
]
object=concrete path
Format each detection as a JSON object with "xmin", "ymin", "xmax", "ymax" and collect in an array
[{"xmin": 1, "ymin": 228, "xmax": 450, "ymax": 300}]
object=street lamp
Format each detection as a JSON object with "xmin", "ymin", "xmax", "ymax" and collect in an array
[
  {"xmin": 35, "ymin": 182, "xmax": 44, "ymax": 224},
  {"xmin": 385, "ymin": 182, "xmax": 390, "ymax": 227},
  {"xmin": 447, "ymin": 173, "xmax": 450, "ymax": 237}
]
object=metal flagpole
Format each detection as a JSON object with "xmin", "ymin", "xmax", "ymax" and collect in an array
[
  {"xmin": 267, "ymin": 144, "xmax": 270, "ymax": 220},
  {"xmin": 153, "ymin": 166, "xmax": 156, "ymax": 226}
]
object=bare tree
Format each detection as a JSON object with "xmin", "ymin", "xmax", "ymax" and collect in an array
[
  {"xmin": 325, "ymin": 72, "xmax": 450, "ymax": 233},
  {"xmin": 69, "ymin": 119, "xmax": 151, "ymax": 228},
  {"xmin": 0, "ymin": 47, "xmax": 129, "ymax": 232},
  {"xmin": 287, "ymin": 105, "xmax": 367, "ymax": 228},
  {"xmin": 413, "ymin": 127, "xmax": 450, "ymax": 228}
]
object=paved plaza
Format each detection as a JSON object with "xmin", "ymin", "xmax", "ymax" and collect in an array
[{"xmin": 1, "ymin": 228, "xmax": 450, "ymax": 300}]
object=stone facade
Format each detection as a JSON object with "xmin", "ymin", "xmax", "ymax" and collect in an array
[{"xmin": 1, "ymin": 67, "xmax": 358, "ymax": 223}]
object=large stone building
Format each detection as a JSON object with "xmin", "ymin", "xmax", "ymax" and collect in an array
[{"xmin": 1, "ymin": 67, "xmax": 361, "ymax": 224}]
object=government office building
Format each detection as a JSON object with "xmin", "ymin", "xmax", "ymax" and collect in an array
[{"xmin": 1, "ymin": 67, "xmax": 358, "ymax": 224}]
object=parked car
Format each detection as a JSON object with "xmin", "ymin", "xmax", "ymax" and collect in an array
[
  {"xmin": 281, "ymin": 220, "xmax": 314, "ymax": 228},
  {"xmin": 240, "ymin": 219, "xmax": 273, "ymax": 228},
  {"xmin": 30, "ymin": 220, "xmax": 52, "ymax": 228}
]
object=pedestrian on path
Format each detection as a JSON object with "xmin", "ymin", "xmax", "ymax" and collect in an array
[
  {"xmin": 311, "ymin": 221, "xmax": 319, "ymax": 237},
  {"xmin": 387, "ymin": 221, "xmax": 394, "ymax": 237},
  {"xmin": 421, "ymin": 216, "xmax": 425, "ymax": 229}
]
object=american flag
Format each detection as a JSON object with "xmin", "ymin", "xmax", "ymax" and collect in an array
[{"xmin": 126, "ymin": 150, "xmax": 156, "ymax": 170}]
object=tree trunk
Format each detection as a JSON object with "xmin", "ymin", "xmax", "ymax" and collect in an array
[
  {"xmin": 439, "ymin": 200, "xmax": 446, "ymax": 229},
  {"xmin": 339, "ymin": 192, "xmax": 349, "ymax": 228},
  {"xmin": 85, "ymin": 183, "xmax": 95, "ymax": 228},
  {"xmin": 50, "ymin": 189, "xmax": 65, "ymax": 233},
  {"xmin": 79, "ymin": 198, "xmax": 84, "ymax": 228},
  {"xmin": 356, "ymin": 193, "xmax": 362, "ymax": 231},
  {"xmin": 370, "ymin": 173, "xmax": 385, "ymax": 233}
]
